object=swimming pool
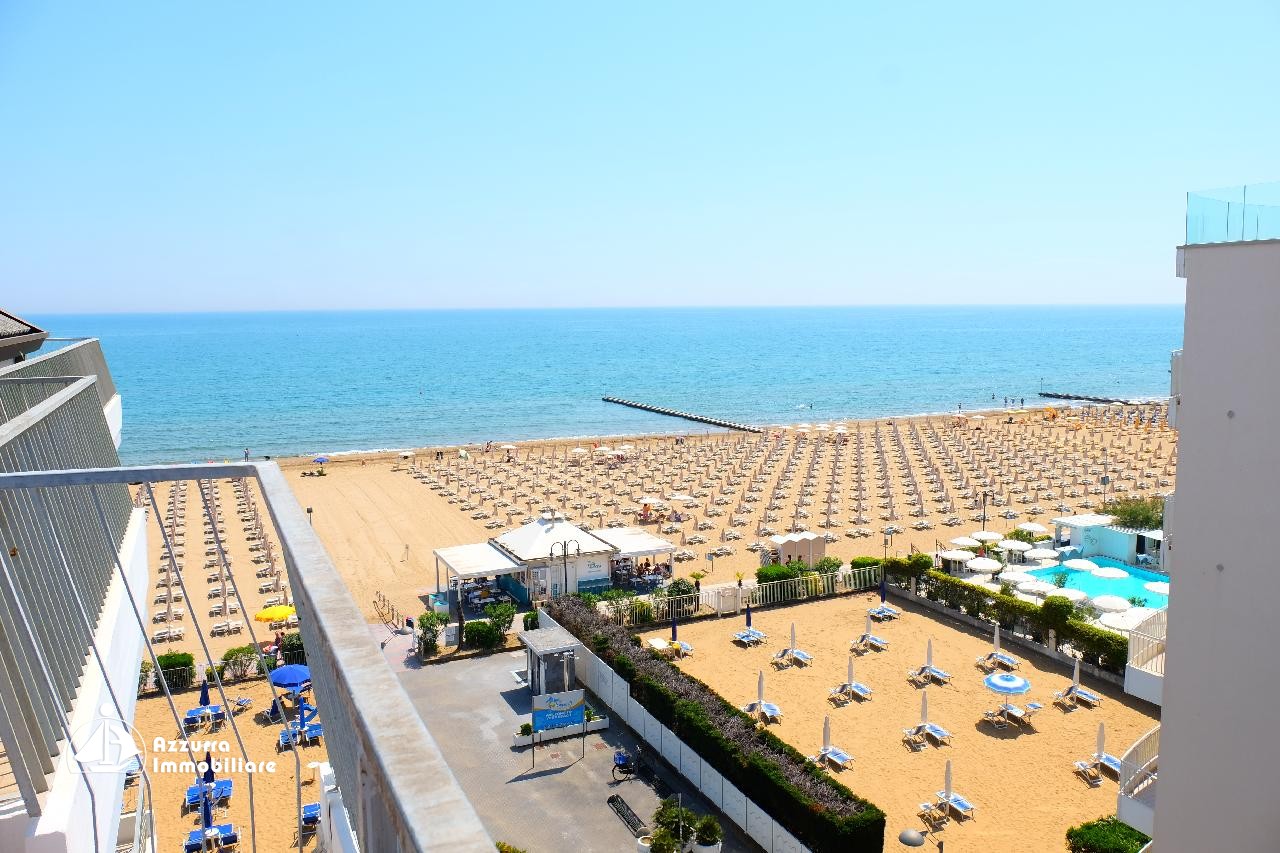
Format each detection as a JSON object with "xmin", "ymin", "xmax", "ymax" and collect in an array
[{"xmin": 1028, "ymin": 556, "xmax": 1169, "ymax": 609}]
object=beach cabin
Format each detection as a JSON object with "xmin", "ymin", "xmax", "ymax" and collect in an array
[
  {"xmin": 1051, "ymin": 513, "xmax": 1164, "ymax": 567},
  {"xmin": 491, "ymin": 513, "xmax": 615, "ymax": 597},
  {"xmin": 518, "ymin": 625, "xmax": 580, "ymax": 695},
  {"xmin": 768, "ymin": 531, "xmax": 827, "ymax": 566}
]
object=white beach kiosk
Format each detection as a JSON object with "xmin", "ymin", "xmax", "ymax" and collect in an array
[{"xmin": 1052, "ymin": 513, "xmax": 1165, "ymax": 567}]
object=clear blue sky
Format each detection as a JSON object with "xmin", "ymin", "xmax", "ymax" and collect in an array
[{"xmin": 4, "ymin": 2, "xmax": 1277, "ymax": 313}]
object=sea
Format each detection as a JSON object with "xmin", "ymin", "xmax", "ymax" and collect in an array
[{"xmin": 33, "ymin": 306, "xmax": 1185, "ymax": 465}]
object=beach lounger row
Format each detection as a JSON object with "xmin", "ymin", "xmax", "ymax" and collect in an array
[
  {"xmin": 732, "ymin": 628, "xmax": 767, "ymax": 646},
  {"xmin": 279, "ymin": 722, "xmax": 324, "ymax": 749},
  {"xmin": 184, "ymin": 824, "xmax": 238, "ymax": 852},
  {"xmin": 184, "ymin": 778, "xmax": 233, "ymax": 809}
]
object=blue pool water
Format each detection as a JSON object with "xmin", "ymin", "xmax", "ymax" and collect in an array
[{"xmin": 1029, "ymin": 557, "xmax": 1168, "ymax": 609}]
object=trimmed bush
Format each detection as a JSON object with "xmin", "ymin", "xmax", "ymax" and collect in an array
[
  {"xmin": 848, "ymin": 556, "xmax": 880, "ymax": 569},
  {"xmin": 155, "ymin": 651, "xmax": 196, "ymax": 691},
  {"xmin": 463, "ymin": 620, "xmax": 502, "ymax": 650},
  {"xmin": 1064, "ymin": 620, "xmax": 1130, "ymax": 671},
  {"xmin": 907, "ymin": 552, "xmax": 933, "ymax": 575},
  {"xmin": 549, "ymin": 597, "xmax": 885, "ymax": 851},
  {"xmin": 417, "ymin": 612, "xmax": 449, "ymax": 657},
  {"xmin": 220, "ymin": 645, "xmax": 258, "ymax": 679},
  {"xmin": 814, "ymin": 556, "xmax": 843, "ymax": 573},
  {"xmin": 756, "ymin": 563, "xmax": 800, "ymax": 584},
  {"xmin": 484, "ymin": 602, "xmax": 518, "ymax": 636},
  {"xmin": 1040, "ymin": 596, "xmax": 1075, "ymax": 631},
  {"xmin": 1101, "ymin": 496, "xmax": 1163, "ymax": 531},
  {"xmin": 280, "ymin": 631, "xmax": 306, "ymax": 665},
  {"xmin": 522, "ymin": 611, "xmax": 539, "ymax": 630},
  {"xmin": 1065, "ymin": 816, "xmax": 1150, "ymax": 852},
  {"xmin": 695, "ymin": 814, "xmax": 723, "ymax": 845}
]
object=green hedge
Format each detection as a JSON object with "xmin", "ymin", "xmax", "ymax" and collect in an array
[
  {"xmin": 549, "ymin": 598, "xmax": 885, "ymax": 851},
  {"xmin": 1064, "ymin": 620, "xmax": 1130, "ymax": 671},
  {"xmin": 463, "ymin": 620, "xmax": 502, "ymax": 650},
  {"xmin": 1065, "ymin": 816, "xmax": 1150, "ymax": 852},
  {"xmin": 756, "ymin": 563, "xmax": 800, "ymax": 584},
  {"xmin": 155, "ymin": 651, "xmax": 196, "ymax": 691},
  {"xmin": 848, "ymin": 557, "xmax": 880, "ymax": 569}
]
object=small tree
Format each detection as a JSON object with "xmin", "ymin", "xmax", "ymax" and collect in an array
[
  {"xmin": 463, "ymin": 620, "xmax": 502, "ymax": 650},
  {"xmin": 1101, "ymin": 496, "xmax": 1163, "ymax": 531},
  {"xmin": 138, "ymin": 659, "xmax": 153, "ymax": 692},
  {"xmin": 417, "ymin": 612, "xmax": 449, "ymax": 657},
  {"xmin": 483, "ymin": 602, "xmax": 518, "ymax": 636},
  {"xmin": 522, "ymin": 611, "xmax": 539, "ymax": 630},
  {"xmin": 220, "ymin": 645, "xmax": 258, "ymax": 679},
  {"xmin": 1053, "ymin": 571, "xmax": 1069, "ymax": 588},
  {"xmin": 1040, "ymin": 596, "xmax": 1075, "ymax": 632},
  {"xmin": 1007, "ymin": 528, "xmax": 1038, "ymax": 544},
  {"xmin": 1127, "ymin": 595, "xmax": 1148, "ymax": 608},
  {"xmin": 814, "ymin": 556, "xmax": 843, "ymax": 574},
  {"xmin": 155, "ymin": 651, "xmax": 196, "ymax": 691},
  {"xmin": 280, "ymin": 631, "xmax": 306, "ymax": 665}
]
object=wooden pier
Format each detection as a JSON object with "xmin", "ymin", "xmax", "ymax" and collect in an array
[{"xmin": 601, "ymin": 397, "xmax": 762, "ymax": 433}]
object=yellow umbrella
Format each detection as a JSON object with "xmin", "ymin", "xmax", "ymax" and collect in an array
[{"xmin": 254, "ymin": 604, "xmax": 296, "ymax": 623}]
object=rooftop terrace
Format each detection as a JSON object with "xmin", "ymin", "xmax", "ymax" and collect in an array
[{"xmin": 1186, "ymin": 182, "xmax": 1280, "ymax": 245}]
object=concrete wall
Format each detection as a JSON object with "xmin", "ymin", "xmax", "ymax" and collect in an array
[
  {"xmin": 1083, "ymin": 526, "xmax": 1136, "ymax": 564},
  {"xmin": 1156, "ymin": 240, "xmax": 1280, "ymax": 852}
]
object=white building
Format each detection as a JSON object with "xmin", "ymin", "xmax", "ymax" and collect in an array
[{"xmin": 1125, "ymin": 185, "xmax": 1280, "ymax": 853}]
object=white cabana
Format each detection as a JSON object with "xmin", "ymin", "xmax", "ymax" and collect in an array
[{"xmin": 768, "ymin": 531, "xmax": 826, "ymax": 565}]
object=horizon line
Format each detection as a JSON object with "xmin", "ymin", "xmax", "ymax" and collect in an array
[{"xmin": 25, "ymin": 302, "xmax": 1187, "ymax": 318}]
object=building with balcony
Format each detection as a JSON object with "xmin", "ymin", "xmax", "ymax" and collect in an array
[
  {"xmin": 1115, "ymin": 184, "xmax": 1280, "ymax": 852},
  {"xmin": 0, "ymin": 318, "xmax": 491, "ymax": 852}
]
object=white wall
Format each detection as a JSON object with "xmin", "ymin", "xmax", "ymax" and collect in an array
[
  {"xmin": 5, "ymin": 509, "xmax": 150, "ymax": 853},
  {"xmin": 1156, "ymin": 240, "xmax": 1280, "ymax": 852}
]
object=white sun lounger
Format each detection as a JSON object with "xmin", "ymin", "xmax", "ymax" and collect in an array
[{"xmin": 935, "ymin": 791, "xmax": 976, "ymax": 820}]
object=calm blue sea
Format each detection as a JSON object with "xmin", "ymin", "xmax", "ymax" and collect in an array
[{"xmin": 33, "ymin": 307, "xmax": 1184, "ymax": 465}]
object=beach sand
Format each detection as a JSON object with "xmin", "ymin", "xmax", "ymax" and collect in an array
[
  {"xmin": 132, "ymin": 678, "xmax": 326, "ymax": 853},
  {"xmin": 281, "ymin": 408, "xmax": 1175, "ymax": 621},
  {"xmin": 640, "ymin": 593, "xmax": 1160, "ymax": 853}
]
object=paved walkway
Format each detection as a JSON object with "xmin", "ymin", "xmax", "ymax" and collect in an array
[{"xmin": 399, "ymin": 650, "xmax": 758, "ymax": 852}]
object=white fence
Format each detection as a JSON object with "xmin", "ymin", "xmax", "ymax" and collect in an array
[
  {"xmin": 608, "ymin": 566, "xmax": 881, "ymax": 627},
  {"xmin": 1127, "ymin": 609, "xmax": 1167, "ymax": 675},
  {"xmin": 539, "ymin": 609, "xmax": 811, "ymax": 853},
  {"xmin": 1120, "ymin": 724, "xmax": 1160, "ymax": 798}
]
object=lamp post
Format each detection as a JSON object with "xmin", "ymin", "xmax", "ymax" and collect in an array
[
  {"xmin": 550, "ymin": 540, "xmax": 580, "ymax": 599},
  {"xmin": 306, "ymin": 507, "xmax": 313, "ymax": 527}
]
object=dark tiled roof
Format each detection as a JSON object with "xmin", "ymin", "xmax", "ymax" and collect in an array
[{"xmin": 0, "ymin": 311, "xmax": 42, "ymax": 340}]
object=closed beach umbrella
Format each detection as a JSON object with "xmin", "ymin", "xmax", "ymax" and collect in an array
[
  {"xmin": 745, "ymin": 604, "xmax": 752, "ymax": 628},
  {"xmin": 879, "ymin": 570, "xmax": 887, "ymax": 603},
  {"xmin": 198, "ymin": 678, "xmax": 210, "ymax": 708},
  {"xmin": 864, "ymin": 613, "xmax": 873, "ymax": 639},
  {"xmin": 202, "ymin": 750, "xmax": 215, "ymax": 784},
  {"xmin": 1063, "ymin": 558, "xmax": 1098, "ymax": 572},
  {"xmin": 200, "ymin": 788, "xmax": 214, "ymax": 832},
  {"xmin": 920, "ymin": 688, "xmax": 929, "ymax": 725},
  {"xmin": 1091, "ymin": 594, "xmax": 1131, "ymax": 613},
  {"xmin": 822, "ymin": 715, "xmax": 832, "ymax": 752},
  {"xmin": 847, "ymin": 656, "xmax": 855, "ymax": 686},
  {"xmin": 1144, "ymin": 580, "xmax": 1170, "ymax": 595},
  {"xmin": 949, "ymin": 536, "xmax": 981, "ymax": 548},
  {"xmin": 971, "ymin": 531, "xmax": 1001, "ymax": 542},
  {"xmin": 925, "ymin": 638, "xmax": 933, "ymax": 669},
  {"xmin": 944, "ymin": 760, "xmax": 953, "ymax": 802},
  {"xmin": 757, "ymin": 670, "xmax": 765, "ymax": 705},
  {"xmin": 993, "ymin": 623, "xmax": 1001, "ymax": 654},
  {"xmin": 1096, "ymin": 722, "xmax": 1107, "ymax": 759},
  {"xmin": 1071, "ymin": 658, "xmax": 1081, "ymax": 690},
  {"xmin": 1092, "ymin": 565, "xmax": 1130, "ymax": 579},
  {"xmin": 670, "ymin": 617, "xmax": 678, "ymax": 642},
  {"xmin": 790, "ymin": 623, "xmax": 797, "ymax": 651},
  {"xmin": 965, "ymin": 557, "xmax": 1001, "ymax": 574}
]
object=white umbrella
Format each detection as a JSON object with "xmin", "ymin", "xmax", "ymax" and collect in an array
[
  {"xmin": 571, "ymin": 447, "xmax": 589, "ymax": 455},
  {"xmin": 949, "ymin": 536, "xmax": 981, "ymax": 548},
  {"xmin": 996, "ymin": 570, "xmax": 1035, "ymax": 584},
  {"xmin": 758, "ymin": 670, "xmax": 765, "ymax": 705},
  {"xmin": 937, "ymin": 548, "xmax": 976, "ymax": 561},
  {"xmin": 1025, "ymin": 548, "xmax": 1059, "ymax": 560},
  {"xmin": 639, "ymin": 495, "xmax": 665, "ymax": 505},
  {"xmin": 500, "ymin": 444, "xmax": 518, "ymax": 450},
  {"xmin": 1063, "ymin": 558, "xmax": 1098, "ymax": 572},
  {"xmin": 667, "ymin": 493, "xmax": 696, "ymax": 503},
  {"xmin": 925, "ymin": 638, "xmax": 933, "ymax": 668},
  {"xmin": 822, "ymin": 715, "xmax": 832, "ymax": 752},
  {"xmin": 944, "ymin": 759, "xmax": 953, "ymax": 801},
  {"xmin": 593, "ymin": 446, "xmax": 613, "ymax": 455},
  {"xmin": 1092, "ymin": 565, "xmax": 1130, "ymax": 580},
  {"xmin": 847, "ymin": 656, "xmax": 855, "ymax": 685},
  {"xmin": 1099, "ymin": 607, "xmax": 1156, "ymax": 632},
  {"xmin": 1051, "ymin": 587, "xmax": 1088, "ymax": 603},
  {"xmin": 920, "ymin": 689, "xmax": 929, "ymax": 725},
  {"xmin": 971, "ymin": 531, "xmax": 1001, "ymax": 542},
  {"xmin": 1017, "ymin": 522, "xmax": 1048, "ymax": 534},
  {"xmin": 790, "ymin": 623, "xmax": 797, "ymax": 651},
  {"xmin": 1144, "ymin": 580, "xmax": 1170, "ymax": 595},
  {"xmin": 997, "ymin": 539, "xmax": 1032, "ymax": 552},
  {"xmin": 1071, "ymin": 658, "xmax": 1081, "ymax": 690},
  {"xmin": 1091, "ymin": 594, "xmax": 1131, "ymax": 613},
  {"xmin": 965, "ymin": 556, "xmax": 1001, "ymax": 574},
  {"xmin": 993, "ymin": 623, "xmax": 1001, "ymax": 654},
  {"xmin": 1017, "ymin": 579, "xmax": 1060, "ymax": 596}
]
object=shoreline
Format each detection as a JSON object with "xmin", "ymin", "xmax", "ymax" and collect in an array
[{"xmin": 149, "ymin": 397, "xmax": 1173, "ymax": 468}]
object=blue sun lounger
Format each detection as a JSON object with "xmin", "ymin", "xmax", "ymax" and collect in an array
[
  {"xmin": 184, "ymin": 779, "xmax": 233, "ymax": 809},
  {"xmin": 733, "ymin": 628, "xmax": 767, "ymax": 646},
  {"xmin": 935, "ymin": 790, "xmax": 976, "ymax": 820},
  {"xmin": 815, "ymin": 746, "xmax": 854, "ymax": 769},
  {"xmin": 868, "ymin": 605, "xmax": 900, "ymax": 621},
  {"xmin": 830, "ymin": 681, "xmax": 872, "ymax": 703},
  {"xmin": 852, "ymin": 633, "xmax": 889, "ymax": 653},
  {"xmin": 301, "ymin": 802, "xmax": 321, "ymax": 833},
  {"xmin": 1055, "ymin": 683, "xmax": 1103, "ymax": 707},
  {"xmin": 184, "ymin": 824, "xmax": 237, "ymax": 853},
  {"xmin": 976, "ymin": 651, "xmax": 1021, "ymax": 670}
]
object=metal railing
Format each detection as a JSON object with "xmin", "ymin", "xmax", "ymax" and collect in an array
[
  {"xmin": 0, "ymin": 463, "xmax": 491, "ymax": 852},
  {"xmin": 1127, "ymin": 609, "xmax": 1167, "ymax": 675},
  {"xmin": 1120, "ymin": 724, "xmax": 1160, "ymax": 799},
  {"xmin": 1, "ymin": 338, "xmax": 117, "ymax": 409}
]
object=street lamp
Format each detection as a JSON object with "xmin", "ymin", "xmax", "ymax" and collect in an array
[
  {"xmin": 549, "ymin": 540, "xmax": 580, "ymax": 599},
  {"xmin": 306, "ymin": 507, "xmax": 313, "ymax": 526}
]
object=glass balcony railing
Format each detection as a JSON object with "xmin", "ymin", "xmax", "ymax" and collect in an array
[{"xmin": 1186, "ymin": 182, "xmax": 1280, "ymax": 245}]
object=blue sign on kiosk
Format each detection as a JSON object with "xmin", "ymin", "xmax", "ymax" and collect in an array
[{"xmin": 532, "ymin": 689, "xmax": 585, "ymax": 732}]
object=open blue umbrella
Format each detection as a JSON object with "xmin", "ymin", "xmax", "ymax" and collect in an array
[
  {"xmin": 745, "ymin": 604, "xmax": 752, "ymax": 628},
  {"xmin": 983, "ymin": 671, "xmax": 1031, "ymax": 696},
  {"xmin": 198, "ymin": 678, "xmax": 210, "ymax": 708},
  {"xmin": 670, "ymin": 617, "xmax": 678, "ymax": 642},
  {"xmin": 312, "ymin": 456, "xmax": 329, "ymax": 464},
  {"xmin": 269, "ymin": 664, "xmax": 312, "ymax": 691},
  {"xmin": 202, "ymin": 750, "xmax": 215, "ymax": 784}
]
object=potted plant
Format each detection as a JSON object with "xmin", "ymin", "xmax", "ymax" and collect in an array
[
  {"xmin": 652, "ymin": 799, "xmax": 697, "ymax": 851},
  {"xmin": 647, "ymin": 829, "xmax": 678, "ymax": 853},
  {"xmin": 693, "ymin": 815, "xmax": 722, "ymax": 853}
]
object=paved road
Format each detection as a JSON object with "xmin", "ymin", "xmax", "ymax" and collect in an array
[{"xmin": 399, "ymin": 649, "xmax": 758, "ymax": 852}]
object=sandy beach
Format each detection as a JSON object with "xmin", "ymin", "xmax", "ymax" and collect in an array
[
  {"xmin": 282, "ymin": 406, "xmax": 1174, "ymax": 622},
  {"xmin": 641, "ymin": 593, "xmax": 1160, "ymax": 852}
]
